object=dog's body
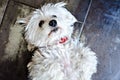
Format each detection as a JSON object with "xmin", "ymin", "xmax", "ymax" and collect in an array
[
  {"xmin": 27, "ymin": 40, "xmax": 97, "ymax": 80},
  {"xmin": 18, "ymin": 2, "xmax": 97, "ymax": 80}
]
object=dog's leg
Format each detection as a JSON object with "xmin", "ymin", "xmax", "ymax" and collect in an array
[
  {"xmin": 27, "ymin": 50, "xmax": 65, "ymax": 80},
  {"xmin": 72, "ymin": 44, "xmax": 97, "ymax": 80}
]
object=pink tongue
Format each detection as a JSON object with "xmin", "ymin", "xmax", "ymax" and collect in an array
[{"xmin": 59, "ymin": 37, "xmax": 68, "ymax": 44}]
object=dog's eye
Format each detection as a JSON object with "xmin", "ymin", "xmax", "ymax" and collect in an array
[
  {"xmin": 52, "ymin": 15, "xmax": 57, "ymax": 18},
  {"xmin": 39, "ymin": 20, "xmax": 44, "ymax": 27}
]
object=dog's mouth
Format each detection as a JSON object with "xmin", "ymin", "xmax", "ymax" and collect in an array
[
  {"xmin": 51, "ymin": 27, "xmax": 59, "ymax": 32},
  {"xmin": 48, "ymin": 27, "xmax": 59, "ymax": 36}
]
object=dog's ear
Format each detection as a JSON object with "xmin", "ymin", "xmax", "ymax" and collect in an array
[
  {"xmin": 17, "ymin": 15, "xmax": 32, "ymax": 26},
  {"xmin": 72, "ymin": 21, "xmax": 82, "ymax": 39},
  {"xmin": 55, "ymin": 2, "xmax": 67, "ymax": 7}
]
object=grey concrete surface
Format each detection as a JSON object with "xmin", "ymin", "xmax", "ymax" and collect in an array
[{"xmin": 83, "ymin": 0, "xmax": 120, "ymax": 80}]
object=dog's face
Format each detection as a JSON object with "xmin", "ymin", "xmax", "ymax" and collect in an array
[{"xmin": 19, "ymin": 2, "xmax": 77, "ymax": 47}]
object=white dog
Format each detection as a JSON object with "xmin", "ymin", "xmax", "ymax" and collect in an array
[{"xmin": 18, "ymin": 2, "xmax": 97, "ymax": 80}]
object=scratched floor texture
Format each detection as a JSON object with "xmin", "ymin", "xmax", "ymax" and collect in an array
[
  {"xmin": 0, "ymin": 0, "xmax": 120, "ymax": 80},
  {"xmin": 83, "ymin": 0, "xmax": 120, "ymax": 80}
]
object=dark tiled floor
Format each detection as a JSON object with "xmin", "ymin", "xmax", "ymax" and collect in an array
[
  {"xmin": 83, "ymin": 0, "xmax": 120, "ymax": 80},
  {"xmin": 0, "ymin": 0, "xmax": 120, "ymax": 80}
]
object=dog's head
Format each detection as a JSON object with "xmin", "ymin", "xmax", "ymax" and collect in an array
[{"xmin": 18, "ymin": 2, "xmax": 77, "ymax": 47}]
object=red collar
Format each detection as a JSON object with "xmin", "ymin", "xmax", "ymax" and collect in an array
[{"xmin": 59, "ymin": 36, "xmax": 68, "ymax": 44}]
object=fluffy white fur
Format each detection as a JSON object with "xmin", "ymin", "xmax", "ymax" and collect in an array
[{"xmin": 19, "ymin": 2, "xmax": 97, "ymax": 80}]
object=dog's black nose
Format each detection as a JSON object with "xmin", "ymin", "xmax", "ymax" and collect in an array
[{"xmin": 49, "ymin": 20, "xmax": 57, "ymax": 27}]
